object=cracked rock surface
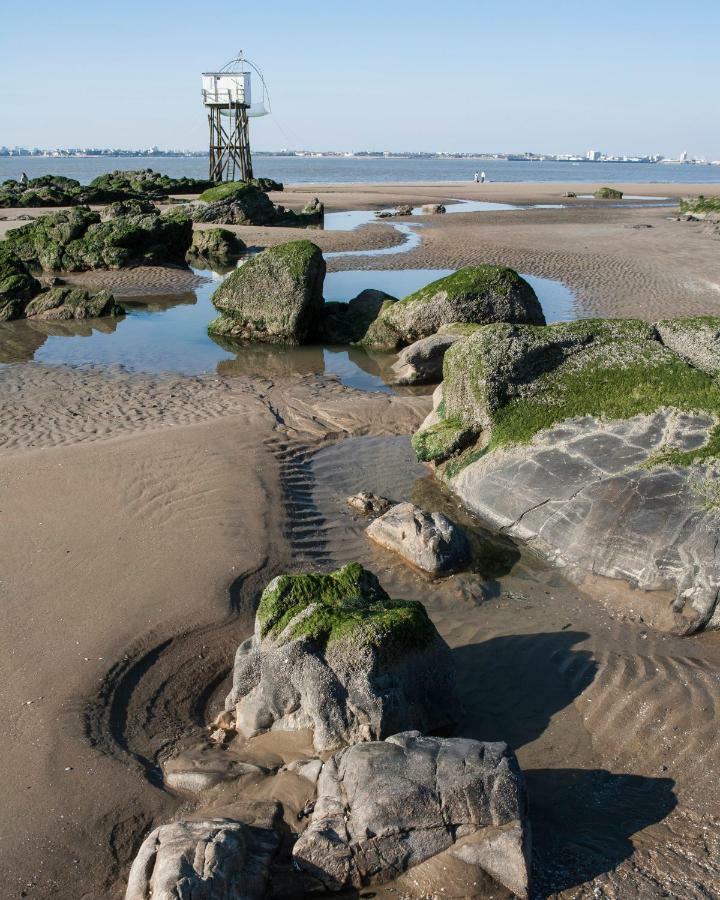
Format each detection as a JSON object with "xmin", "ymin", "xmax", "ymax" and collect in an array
[{"xmin": 292, "ymin": 731, "xmax": 530, "ymax": 897}]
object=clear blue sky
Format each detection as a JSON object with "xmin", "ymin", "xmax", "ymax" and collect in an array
[{"xmin": 1, "ymin": 0, "xmax": 718, "ymax": 158}]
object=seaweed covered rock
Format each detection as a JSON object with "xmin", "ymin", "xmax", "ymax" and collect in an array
[
  {"xmin": 83, "ymin": 168, "xmax": 212, "ymax": 203},
  {"xmin": 209, "ymin": 240, "xmax": 325, "ymax": 343},
  {"xmin": 5, "ymin": 207, "xmax": 100, "ymax": 270},
  {"xmin": 362, "ymin": 266, "xmax": 545, "ymax": 350},
  {"xmin": 194, "ymin": 182, "xmax": 278, "ymax": 225},
  {"xmin": 594, "ymin": 187, "xmax": 623, "ymax": 200},
  {"xmin": 99, "ymin": 198, "xmax": 158, "ymax": 220},
  {"xmin": 679, "ymin": 195, "xmax": 720, "ymax": 218},
  {"xmin": 293, "ymin": 731, "xmax": 531, "ymax": 897},
  {"xmin": 25, "ymin": 287, "xmax": 123, "ymax": 321},
  {"xmin": 224, "ymin": 563, "xmax": 458, "ymax": 752},
  {"xmin": 125, "ymin": 806, "xmax": 281, "ymax": 900},
  {"xmin": 366, "ymin": 502, "xmax": 470, "ymax": 575},
  {"xmin": 252, "ymin": 177, "xmax": 283, "ymax": 193},
  {"xmin": 189, "ymin": 227, "xmax": 247, "ymax": 264},
  {"xmin": 317, "ymin": 289, "xmax": 396, "ymax": 343},
  {"xmin": 656, "ymin": 316, "xmax": 720, "ymax": 375},
  {"xmin": 5, "ymin": 206, "xmax": 193, "ymax": 271},
  {"xmin": 413, "ymin": 318, "xmax": 720, "ymax": 633},
  {"xmin": 0, "ymin": 175, "xmax": 85, "ymax": 208},
  {"xmin": 0, "ymin": 245, "xmax": 42, "ymax": 320}
]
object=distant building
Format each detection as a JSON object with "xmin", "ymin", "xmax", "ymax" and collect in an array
[
  {"xmin": 680, "ymin": 151, "xmax": 688, "ymax": 162},
  {"xmin": 587, "ymin": 150, "xmax": 601, "ymax": 161}
]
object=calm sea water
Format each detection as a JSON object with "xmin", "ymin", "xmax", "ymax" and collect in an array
[{"xmin": 1, "ymin": 156, "xmax": 718, "ymax": 185}]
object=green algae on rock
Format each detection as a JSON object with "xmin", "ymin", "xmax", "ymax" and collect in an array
[
  {"xmin": 257, "ymin": 563, "xmax": 436, "ymax": 651},
  {"xmin": 24, "ymin": 287, "xmax": 124, "ymax": 321},
  {"xmin": 317, "ymin": 289, "xmax": 397, "ymax": 344},
  {"xmin": 679, "ymin": 195, "xmax": 720, "ymax": 216},
  {"xmin": 209, "ymin": 240, "xmax": 325, "ymax": 343},
  {"xmin": 594, "ymin": 187, "xmax": 624, "ymax": 200},
  {"xmin": 0, "ymin": 245, "xmax": 42, "ymax": 320},
  {"xmin": 188, "ymin": 227, "xmax": 246, "ymax": 265},
  {"xmin": 362, "ymin": 265, "xmax": 545, "ymax": 350},
  {"xmin": 83, "ymin": 169, "xmax": 212, "ymax": 203}
]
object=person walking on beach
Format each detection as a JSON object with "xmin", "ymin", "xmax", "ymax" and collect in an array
[
  {"xmin": 474, "ymin": 172, "xmax": 479, "ymax": 183},
  {"xmin": 20, "ymin": 172, "xmax": 28, "ymax": 185},
  {"xmin": 480, "ymin": 171, "xmax": 486, "ymax": 184}
]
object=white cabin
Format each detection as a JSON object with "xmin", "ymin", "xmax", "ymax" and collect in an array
[{"xmin": 201, "ymin": 72, "xmax": 251, "ymax": 108}]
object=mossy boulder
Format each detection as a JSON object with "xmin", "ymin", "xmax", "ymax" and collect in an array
[
  {"xmin": 25, "ymin": 287, "xmax": 124, "ymax": 320},
  {"xmin": 5, "ymin": 206, "xmax": 193, "ymax": 271},
  {"xmin": 594, "ymin": 187, "xmax": 623, "ymax": 200},
  {"xmin": 0, "ymin": 175, "xmax": 85, "ymax": 208},
  {"xmin": 99, "ymin": 198, "xmax": 158, "ymax": 220},
  {"xmin": 316, "ymin": 289, "xmax": 396, "ymax": 343},
  {"xmin": 679, "ymin": 195, "xmax": 720, "ymax": 217},
  {"xmin": 209, "ymin": 240, "xmax": 325, "ymax": 343},
  {"xmin": 0, "ymin": 245, "xmax": 42, "ymax": 320},
  {"xmin": 82, "ymin": 169, "xmax": 212, "ymax": 203},
  {"xmin": 188, "ymin": 227, "xmax": 246, "ymax": 264},
  {"xmin": 362, "ymin": 266, "xmax": 545, "ymax": 350},
  {"xmin": 225, "ymin": 563, "xmax": 458, "ymax": 752},
  {"xmin": 193, "ymin": 181, "xmax": 277, "ymax": 226}
]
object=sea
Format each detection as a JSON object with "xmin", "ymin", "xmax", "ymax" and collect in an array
[{"xmin": 1, "ymin": 156, "xmax": 719, "ymax": 186}]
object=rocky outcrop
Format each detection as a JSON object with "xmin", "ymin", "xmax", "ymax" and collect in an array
[
  {"xmin": 5, "ymin": 206, "xmax": 193, "ymax": 271},
  {"xmin": 412, "ymin": 318, "xmax": 720, "ymax": 632},
  {"xmin": 99, "ymin": 198, "xmax": 158, "ymax": 220},
  {"xmin": 317, "ymin": 289, "xmax": 396, "ymax": 343},
  {"xmin": 83, "ymin": 168, "xmax": 212, "ymax": 203},
  {"xmin": 293, "ymin": 731, "xmax": 531, "ymax": 897},
  {"xmin": 655, "ymin": 316, "xmax": 720, "ymax": 376},
  {"xmin": 188, "ymin": 228, "xmax": 247, "ymax": 264},
  {"xmin": 594, "ymin": 187, "xmax": 623, "ymax": 200},
  {"xmin": 0, "ymin": 175, "xmax": 85, "ymax": 208},
  {"xmin": 125, "ymin": 804, "xmax": 281, "ymax": 900},
  {"xmin": 224, "ymin": 563, "xmax": 458, "ymax": 752},
  {"xmin": 362, "ymin": 266, "xmax": 545, "ymax": 350},
  {"xmin": 24, "ymin": 286, "xmax": 123, "ymax": 321},
  {"xmin": 193, "ymin": 182, "xmax": 278, "ymax": 226},
  {"xmin": 0, "ymin": 245, "xmax": 42, "ymax": 320},
  {"xmin": 209, "ymin": 240, "xmax": 325, "ymax": 343},
  {"xmin": 366, "ymin": 502, "xmax": 470, "ymax": 575}
]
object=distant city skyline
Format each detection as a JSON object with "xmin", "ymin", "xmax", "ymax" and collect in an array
[{"xmin": 2, "ymin": 0, "xmax": 719, "ymax": 159}]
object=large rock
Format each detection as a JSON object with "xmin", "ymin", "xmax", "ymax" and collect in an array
[
  {"xmin": 655, "ymin": 316, "xmax": 720, "ymax": 376},
  {"xmin": 5, "ymin": 206, "xmax": 192, "ymax": 271},
  {"xmin": 293, "ymin": 731, "xmax": 530, "ymax": 897},
  {"xmin": 362, "ymin": 266, "xmax": 545, "ymax": 350},
  {"xmin": 0, "ymin": 244, "xmax": 42, "ymax": 320},
  {"xmin": 390, "ymin": 325, "xmax": 478, "ymax": 385},
  {"xmin": 224, "ymin": 563, "xmax": 458, "ymax": 752},
  {"xmin": 208, "ymin": 240, "xmax": 325, "ymax": 344},
  {"xmin": 366, "ymin": 502, "xmax": 470, "ymax": 575},
  {"xmin": 125, "ymin": 805, "xmax": 280, "ymax": 900},
  {"xmin": 189, "ymin": 228, "xmax": 247, "ymax": 264},
  {"xmin": 412, "ymin": 318, "xmax": 720, "ymax": 632},
  {"xmin": 24, "ymin": 287, "xmax": 123, "ymax": 321},
  {"xmin": 0, "ymin": 175, "xmax": 84, "ymax": 208},
  {"xmin": 193, "ymin": 182, "xmax": 278, "ymax": 226},
  {"xmin": 594, "ymin": 187, "xmax": 623, "ymax": 200},
  {"xmin": 83, "ymin": 168, "xmax": 212, "ymax": 203},
  {"xmin": 317, "ymin": 289, "xmax": 396, "ymax": 343}
]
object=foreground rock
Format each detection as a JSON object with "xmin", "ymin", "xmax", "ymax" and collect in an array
[
  {"xmin": 317, "ymin": 289, "xmax": 396, "ymax": 343},
  {"xmin": 125, "ymin": 804, "xmax": 280, "ymax": 900},
  {"xmin": 390, "ymin": 324, "xmax": 479, "ymax": 384},
  {"xmin": 188, "ymin": 227, "xmax": 247, "ymax": 265},
  {"xmin": 0, "ymin": 245, "xmax": 42, "ymax": 320},
  {"xmin": 367, "ymin": 502, "xmax": 470, "ymax": 575},
  {"xmin": 412, "ymin": 318, "xmax": 720, "ymax": 632},
  {"xmin": 293, "ymin": 731, "xmax": 530, "ymax": 897},
  {"xmin": 225, "ymin": 563, "xmax": 458, "ymax": 752},
  {"xmin": 363, "ymin": 265, "xmax": 545, "ymax": 350},
  {"xmin": 209, "ymin": 240, "xmax": 325, "ymax": 343},
  {"xmin": 25, "ymin": 287, "xmax": 123, "ymax": 321},
  {"xmin": 5, "ymin": 206, "xmax": 193, "ymax": 271}
]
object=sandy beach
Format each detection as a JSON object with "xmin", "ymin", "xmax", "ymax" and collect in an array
[{"xmin": 2, "ymin": 181, "xmax": 720, "ymax": 898}]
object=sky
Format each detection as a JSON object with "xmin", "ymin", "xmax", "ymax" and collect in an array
[{"xmin": 1, "ymin": 0, "xmax": 719, "ymax": 159}]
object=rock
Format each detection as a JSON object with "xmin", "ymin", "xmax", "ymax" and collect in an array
[
  {"xmin": 99, "ymin": 198, "xmax": 158, "ymax": 220},
  {"xmin": 362, "ymin": 265, "xmax": 545, "ymax": 350},
  {"xmin": 374, "ymin": 210, "xmax": 393, "ymax": 219},
  {"xmin": 316, "ymin": 289, "xmax": 397, "ymax": 343},
  {"xmin": 252, "ymin": 177, "xmax": 283, "ymax": 193},
  {"xmin": 346, "ymin": 491, "xmax": 393, "ymax": 515},
  {"xmin": 564, "ymin": 191, "xmax": 577, "ymax": 198},
  {"xmin": 655, "ymin": 316, "xmax": 720, "ymax": 376},
  {"xmin": 24, "ymin": 287, "xmax": 124, "ymax": 320},
  {"xmin": 302, "ymin": 197, "xmax": 324, "ymax": 217},
  {"xmin": 280, "ymin": 757, "xmax": 323, "ymax": 785},
  {"xmin": 0, "ymin": 244, "xmax": 42, "ymax": 320},
  {"xmin": 594, "ymin": 186, "xmax": 623, "ymax": 200},
  {"xmin": 83, "ymin": 169, "xmax": 212, "ymax": 203},
  {"xmin": 412, "ymin": 318, "xmax": 720, "ymax": 632},
  {"xmin": 209, "ymin": 240, "xmax": 325, "ymax": 343},
  {"xmin": 125, "ymin": 804, "xmax": 281, "ymax": 900},
  {"xmin": 394, "ymin": 204, "xmax": 414, "ymax": 216},
  {"xmin": 193, "ymin": 182, "xmax": 278, "ymax": 226},
  {"xmin": 163, "ymin": 744, "xmax": 265, "ymax": 793},
  {"xmin": 5, "ymin": 205, "xmax": 193, "ymax": 271},
  {"xmin": 292, "ymin": 731, "xmax": 530, "ymax": 898},
  {"xmin": 391, "ymin": 327, "xmax": 472, "ymax": 385},
  {"xmin": 189, "ymin": 228, "xmax": 247, "ymax": 263},
  {"xmin": 0, "ymin": 174, "xmax": 85, "ymax": 208},
  {"xmin": 421, "ymin": 203, "xmax": 446, "ymax": 214},
  {"xmin": 366, "ymin": 502, "xmax": 470, "ymax": 575},
  {"xmin": 224, "ymin": 563, "xmax": 458, "ymax": 752},
  {"xmin": 678, "ymin": 195, "xmax": 720, "ymax": 217}
]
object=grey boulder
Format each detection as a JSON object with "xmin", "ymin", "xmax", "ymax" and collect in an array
[
  {"xmin": 125, "ymin": 806, "xmax": 280, "ymax": 900},
  {"xmin": 391, "ymin": 331, "xmax": 465, "ymax": 385},
  {"xmin": 421, "ymin": 203, "xmax": 446, "ymax": 214},
  {"xmin": 292, "ymin": 731, "xmax": 530, "ymax": 898},
  {"xmin": 346, "ymin": 491, "xmax": 393, "ymax": 515},
  {"xmin": 366, "ymin": 501, "xmax": 470, "ymax": 575}
]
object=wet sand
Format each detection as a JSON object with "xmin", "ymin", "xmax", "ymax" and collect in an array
[{"xmin": 2, "ymin": 182, "xmax": 720, "ymax": 898}]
